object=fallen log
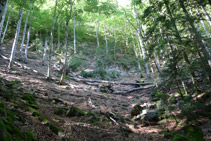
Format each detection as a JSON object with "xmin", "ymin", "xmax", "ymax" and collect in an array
[
  {"xmin": 71, "ymin": 77, "xmax": 153, "ymax": 86},
  {"xmin": 113, "ymin": 85, "xmax": 155, "ymax": 94}
]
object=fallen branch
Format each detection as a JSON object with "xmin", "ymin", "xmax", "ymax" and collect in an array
[
  {"xmin": 71, "ymin": 77, "xmax": 153, "ymax": 86},
  {"xmin": 113, "ymin": 85, "xmax": 155, "ymax": 94}
]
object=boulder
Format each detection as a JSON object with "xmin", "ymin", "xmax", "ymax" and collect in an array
[
  {"xmin": 131, "ymin": 104, "xmax": 143, "ymax": 117},
  {"xmin": 66, "ymin": 106, "xmax": 85, "ymax": 117},
  {"xmin": 141, "ymin": 111, "xmax": 160, "ymax": 122}
]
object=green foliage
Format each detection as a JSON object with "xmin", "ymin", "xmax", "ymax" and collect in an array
[
  {"xmin": 54, "ymin": 108, "xmax": 67, "ymax": 116},
  {"xmin": 25, "ymin": 131, "xmax": 37, "ymax": 141},
  {"xmin": 22, "ymin": 93, "xmax": 39, "ymax": 109},
  {"xmin": 66, "ymin": 106, "xmax": 85, "ymax": 117},
  {"xmin": 171, "ymin": 125, "xmax": 204, "ymax": 141},
  {"xmin": 81, "ymin": 70, "xmax": 95, "ymax": 78},
  {"xmin": 69, "ymin": 57, "xmax": 83, "ymax": 72},
  {"xmin": 5, "ymin": 80, "xmax": 21, "ymax": 88}
]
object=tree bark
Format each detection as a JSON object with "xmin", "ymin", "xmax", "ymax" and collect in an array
[
  {"xmin": 104, "ymin": 20, "xmax": 108, "ymax": 56},
  {"xmin": 60, "ymin": 20, "xmax": 69, "ymax": 84},
  {"xmin": 20, "ymin": 3, "xmax": 31, "ymax": 58},
  {"xmin": 73, "ymin": 13, "xmax": 76, "ymax": 55},
  {"xmin": 60, "ymin": 0, "xmax": 74, "ymax": 84},
  {"xmin": 47, "ymin": 0, "xmax": 58, "ymax": 80},
  {"xmin": 179, "ymin": 0, "xmax": 211, "ymax": 82},
  {"xmin": 95, "ymin": 20, "xmax": 100, "ymax": 48},
  {"xmin": 0, "ymin": 0, "xmax": 8, "ymax": 37},
  {"xmin": 134, "ymin": 9, "xmax": 150, "ymax": 78},
  {"xmin": 8, "ymin": 0, "xmax": 26, "ymax": 69},
  {"xmin": 24, "ymin": 4, "xmax": 34, "ymax": 62},
  {"xmin": 57, "ymin": 23, "xmax": 60, "ymax": 51},
  {"xmin": 0, "ymin": 14, "xmax": 9, "ymax": 47},
  {"xmin": 43, "ymin": 37, "xmax": 48, "ymax": 65}
]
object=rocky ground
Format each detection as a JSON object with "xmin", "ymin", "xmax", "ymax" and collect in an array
[{"xmin": 0, "ymin": 44, "xmax": 210, "ymax": 141}]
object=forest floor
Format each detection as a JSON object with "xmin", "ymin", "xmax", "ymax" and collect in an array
[{"xmin": 0, "ymin": 44, "xmax": 210, "ymax": 141}]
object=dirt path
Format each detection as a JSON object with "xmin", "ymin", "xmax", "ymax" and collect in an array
[{"xmin": 0, "ymin": 45, "xmax": 168, "ymax": 140}]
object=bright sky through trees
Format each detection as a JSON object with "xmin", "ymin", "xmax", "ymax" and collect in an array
[{"xmin": 117, "ymin": 0, "xmax": 130, "ymax": 8}]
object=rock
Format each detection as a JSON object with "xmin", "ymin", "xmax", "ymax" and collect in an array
[
  {"xmin": 171, "ymin": 125, "xmax": 204, "ymax": 141},
  {"xmin": 141, "ymin": 111, "xmax": 160, "ymax": 122},
  {"xmin": 54, "ymin": 108, "xmax": 67, "ymax": 116},
  {"xmin": 131, "ymin": 104, "xmax": 143, "ymax": 117},
  {"xmin": 66, "ymin": 106, "xmax": 85, "ymax": 117},
  {"xmin": 99, "ymin": 84, "xmax": 113, "ymax": 93}
]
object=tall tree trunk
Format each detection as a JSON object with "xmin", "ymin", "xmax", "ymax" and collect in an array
[
  {"xmin": 0, "ymin": 14, "xmax": 9, "ymax": 47},
  {"xmin": 131, "ymin": 28, "xmax": 143, "ymax": 77},
  {"xmin": 20, "ymin": 3, "xmax": 31, "ymax": 58},
  {"xmin": 47, "ymin": 0, "xmax": 58, "ymax": 80},
  {"xmin": 57, "ymin": 23, "xmax": 60, "ymax": 51},
  {"xmin": 164, "ymin": 0, "xmax": 204, "ymax": 86},
  {"xmin": 8, "ymin": 0, "xmax": 26, "ymax": 69},
  {"xmin": 201, "ymin": 5, "xmax": 211, "ymax": 26},
  {"xmin": 60, "ymin": 20, "xmax": 69, "ymax": 84},
  {"xmin": 0, "ymin": 0, "xmax": 8, "ymax": 37},
  {"xmin": 134, "ymin": 9, "xmax": 151, "ymax": 78},
  {"xmin": 24, "ymin": 4, "xmax": 34, "ymax": 62},
  {"xmin": 73, "ymin": 13, "xmax": 76, "ymax": 55},
  {"xmin": 95, "ymin": 20, "xmax": 99, "ymax": 48},
  {"xmin": 60, "ymin": 0, "xmax": 74, "ymax": 84},
  {"xmin": 179, "ymin": 0, "xmax": 211, "ymax": 82},
  {"xmin": 125, "ymin": 22, "xmax": 128, "ymax": 47},
  {"xmin": 154, "ymin": 53, "xmax": 161, "ymax": 73},
  {"xmin": 43, "ymin": 37, "xmax": 47, "ymax": 65},
  {"xmin": 195, "ymin": 8, "xmax": 210, "ymax": 39},
  {"xmin": 104, "ymin": 21, "xmax": 108, "ymax": 56}
]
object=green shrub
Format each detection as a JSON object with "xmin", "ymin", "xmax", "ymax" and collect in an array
[
  {"xmin": 81, "ymin": 70, "xmax": 95, "ymax": 78},
  {"xmin": 69, "ymin": 57, "xmax": 83, "ymax": 72}
]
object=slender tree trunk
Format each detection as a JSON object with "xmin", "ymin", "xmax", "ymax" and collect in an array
[
  {"xmin": 0, "ymin": 0, "xmax": 8, "ymax": 37},
  {"xmin": 57, "ymin": 23, "xmax": 60, "ymax": 51},
  {"xmin": 113, "ymin": 26, "xmax": 117, "ymax": 62},
  {"xmin": 95, "ymin": 20, "xmax": 99, "ymax": 48},
  {"xmin": 179, "ymin": 0, "xmax": 211, "ymax": 82},
  {"xmin": 125, "ymin": 22, "xmax": 128, "ymax": 47},
  {"xmin": 194, "ymin": 8, "xmax": 210, "ymax": 39},
  {"xmin": 24, "ymin": 4, "xmax": 34, "ymax": 62},
  {"xmin": 131, "ymin": 28, "xmax": 143, "ymax": 77},
  {"xmin": 104, "ymin": 21, "xmax": 108, "ymax": 56},
  {"xmin": 0, "ymin": 0, "xmax": 7, "ymax": 21},
  {"xmin": 8, "ymin": 0, "xmax": 26, "ymax": 69},
  {"xmin": 47, "ymin": 0, "xmax": 58, "ymax": 80},
  {"xmin": 60, "ymin": 20, "xmax": 69, "ymax": 84},
  {"xmin": 20, "ymin": 3, "xmax": 31, "ymax": 58},
  {"xmin": 60, "ymin": 0, "xmax": 74, "ymax": 84},
  {"xmin": 134, "ymin": 9, "xmax": 151, "ymax": 78},
  {"xmin": 201, "ymin": 5, "xmax": 211, "ymax": 26},
  {"xmin": 164, "ymin": 0, "xmax": 205, "ymax": 86},
  {"xmin": 0, "ymin": 14, "xmax": 9, "ymax": 47},
  {"xmin": 43, "ymin": 37, "xmax": 48, "ymax": 65},
  {"xmin": 73, "ymin": 13, "xmax": 76, "ymax": 55},
  {"xmin": 154, "ymin": 53, "xmax": 161, "ymax": 73}
]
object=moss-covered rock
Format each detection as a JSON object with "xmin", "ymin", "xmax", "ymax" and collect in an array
[
  {"xmin": 25, "ymin": 131, "xmax": 37, "ymax": 141},
  {"xmin": 66, "ymin": 106, "xmax": 85, "ymax": 117},
  {"xmin": 171, "ymin": 125, "xmax": 204, "ymax": 141},
  {"xmin": 131, "ymin": 104, "xmax": 143, "ymax": 117},
  {"xmin": 5, "ymin": 80, "xmax": 21, "ymax": 88},
  {"xmin": 0, "ymin": 119, "xmax": 12, "ymax": 141},
  {"xmin": 123, "ymin": 128, "xmax": 133, "ymax": 137},
  {"xmin": 171, "ymin": 134, "xmax": 190, "ymax": 141},
  {"xmin": 22, "ymin": 93, "xmax": 39, "ymax": 109},
  {"xmin": 54, "ymin": 108, "xmax": 67, "ymax": 116},
  {"xmin": 86, "ymin": 111, "xmax": 95, "ymax": 117},
  {"xmin": 183, "ymin": 125, "xmax": 204, "ymax": 141},
  {"xmin": 47, "ymin": 122, "xmax": 62, "ymax": 134},
  {"xmin": 32, "ymin": 111, "xmax": 40, "ymax": 117}
]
